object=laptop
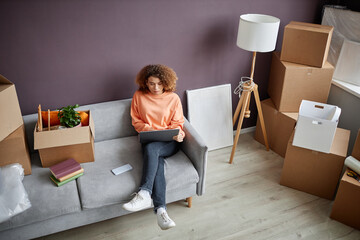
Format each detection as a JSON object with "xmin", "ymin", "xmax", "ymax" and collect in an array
[{"xmin": 139, "ymin": 129, "xmax": 180, "ymax": 144}]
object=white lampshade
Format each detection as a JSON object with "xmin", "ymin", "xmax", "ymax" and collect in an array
[{"xmin": 236, "ymin": 14, "xmax": 280, "ymax": 53}]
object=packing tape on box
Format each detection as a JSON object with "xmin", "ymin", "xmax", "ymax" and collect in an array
[{"xmin": 344, "ymin": 156, "xmax": 360, "ymax": 175}]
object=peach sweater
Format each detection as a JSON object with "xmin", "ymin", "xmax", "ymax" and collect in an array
[{"xmin": 130, "ymin": 90, "xmax": 185, "ymax": 137}]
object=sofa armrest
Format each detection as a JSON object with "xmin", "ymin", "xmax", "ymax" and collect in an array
[{"xmin": 181, "ymin": 118, "xmax": 208, "ymax": 196}]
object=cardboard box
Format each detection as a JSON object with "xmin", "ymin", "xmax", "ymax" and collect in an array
[
  {"xmin": 330, "ymin": 168, "xmax": 360, "ymax": 230},
  {"xmin": 34, "ymin": 110, "xmax": 95, "ymax": 167},
  {"xmin": 0, "ymin": 124, "xmax": 31, "ymax": 175},
  {"xmin": 0, "ymin": 74, "xmax": 24, "ymax": 141},
  {"xmin": 280, "ymin": 128, "xmax": 350, "ymax": 200},
  {"xmin": 352, "ymin": 129, "xmax": 360, "ymax": 160},
  {"xmin": 280, "ymin": 21, "xmax": 333, "ymax": 67},
  {"xmin": 268, "ymin": 52, "xmax": 334, "ymax": 112},
  {"xmin": 292, "ymin": 100, "xmax": 341, "ymax": 153},
  {"xmin": 254, "ymin": 98, "xmax": 298, "ymax": 158},
  {"xmin": 330, "ymin": 130, "xmax": 360, "ymax": 229}
]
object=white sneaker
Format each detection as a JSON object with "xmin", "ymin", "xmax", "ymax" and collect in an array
[
  {"xmin": 122, "ymin": 192, "xmax": 152, "ymax": 212},
  {"xmin": 157, "ymin": 209, "xmax": 176, "ymax": 230}
]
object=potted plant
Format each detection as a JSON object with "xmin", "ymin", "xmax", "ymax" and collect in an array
[{"xmin": 57, "ymin": 104, "xmax": 81, "ymax": 128}]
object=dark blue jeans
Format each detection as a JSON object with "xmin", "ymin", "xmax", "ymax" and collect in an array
[{"xmin": 140, "ymin": 141, "xmax": 180, "ymax": 212}]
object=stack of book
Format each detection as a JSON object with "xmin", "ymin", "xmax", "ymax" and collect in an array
[{"xmin": 49, "ymin": 158, "xmax": 84, "ymax": 187}]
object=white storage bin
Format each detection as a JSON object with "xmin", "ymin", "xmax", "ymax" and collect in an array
[{"xmin": 293, "ymin": 100, "xmax": 341, "ymax": 153}]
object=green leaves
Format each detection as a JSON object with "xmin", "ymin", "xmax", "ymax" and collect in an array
[{"xmin": 57, "ymin": 104, "xmax": 81, "ymax": 128}]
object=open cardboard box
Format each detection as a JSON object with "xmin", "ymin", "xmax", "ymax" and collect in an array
[
  {"xmin": 330, "ymin": 129, "xmax": 360, "ymax": 230},
  {"xmin": 0, "ymin": 74, "xmax": 23, "ymax": 142},
  {"xmin": 280, "ymin": 21, "xmax": 333, "ymax": 67},
  {"xmin": 34, "ymin": 110, "xmax": 95, "ymax": 167},
  {"xmin": 330, "ymin": 168, "xmax": 360, "ymax": 230}
]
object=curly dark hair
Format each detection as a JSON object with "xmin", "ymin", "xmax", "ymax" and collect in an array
[{"xmin": 135, "ymin": 64, "xmax": 178, "ymax": 92}]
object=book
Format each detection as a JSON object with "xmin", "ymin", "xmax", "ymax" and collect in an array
[
  {"xmin": 57, "ymin": 168, "xmax": 84, "ymax": 182},
  {"xmin": 50, "ymin": 172, "xmax": 84, "ymax": 187},
  {"xmin": 49, "ymin": 158, "xmax": 81, "ymax": 179}
]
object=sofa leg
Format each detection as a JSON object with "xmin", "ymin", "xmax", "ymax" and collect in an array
[{"xmin": 186, "ymin": 197, "xmax": 192, "ymax": 208}]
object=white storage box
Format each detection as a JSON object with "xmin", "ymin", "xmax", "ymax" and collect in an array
[{"xmin": 293, "ymin": 100, "xmax": 341, "ymax": 153}]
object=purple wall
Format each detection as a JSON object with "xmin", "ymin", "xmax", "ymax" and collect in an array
[{"xmin": 0, "ymin": 0, "xmax": 324, "ymax": 128}]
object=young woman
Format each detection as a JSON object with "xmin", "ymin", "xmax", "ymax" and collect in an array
[{"xmin": 122, "ymin": 64, "xmax": 185, "ymax": 230}]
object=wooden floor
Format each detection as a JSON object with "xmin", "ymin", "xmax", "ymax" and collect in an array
[{"xmin": 38, "ymin": 132, "xmax": 360, "ymax": 240}]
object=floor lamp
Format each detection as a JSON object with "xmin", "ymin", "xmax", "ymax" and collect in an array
[{"xmin": 229, "ymin": 14, "xmax": 280, "ymax": 164}]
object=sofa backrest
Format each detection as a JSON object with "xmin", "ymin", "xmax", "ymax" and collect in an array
[
  {"xmin": 78, "ymin": 98, "xmax": 138, "ymax": 141},
  {"xmin": 23, "ymin": 98, "xmax": 138, "ymax": 153}
]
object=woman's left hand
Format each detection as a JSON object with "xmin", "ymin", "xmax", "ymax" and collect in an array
[{"xmin": 173, "ymin": 134, "xmax": 184, "ymax": 142}]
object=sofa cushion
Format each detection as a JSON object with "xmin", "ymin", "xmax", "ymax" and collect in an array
[
  {"xmin": 77, "ymin": 136, "xmax": 199, "ymax": 209},
  {"xmin": 0, "ymin": 153, "xmax": 82, "ymax": 231},
  {"xmin": 163, "ymin": 150, "xmax": 200, "ymax": 191}
]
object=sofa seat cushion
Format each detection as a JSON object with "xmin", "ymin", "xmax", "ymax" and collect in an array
[
  {"xmin": 0, "ymin": 153, "xmax": 82, "ymax": 231},
  {"xmin": 77, "ymin": 136, "xmax": 199, "ymax": 209}
]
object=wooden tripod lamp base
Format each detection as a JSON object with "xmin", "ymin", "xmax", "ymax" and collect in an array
[{"xmin": 229, "ymin": 52, "xmax": 270, "ymax": 164}]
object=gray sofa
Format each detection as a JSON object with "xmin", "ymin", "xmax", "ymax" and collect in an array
[{"xmin": 0, "ymin": 98, "xmax": 208, "ymax": 240}]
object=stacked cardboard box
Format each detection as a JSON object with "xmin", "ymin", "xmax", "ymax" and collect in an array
[
  {"xmin": 254, "ymin": 99, "xmax": 298, "ymax": 158},
  {"xmin": 278, "ymin": 22, "xmax": 351, "ymax": 200},
  {"xmin": 352, "ymin": 130, "xmax": 360, "ymax": 160},
  {"xmin": 280, "ymin": 128, "xmax": 349, "ymax": 200},
  {"xmin": 280, "ymin": 21, "xmax": 333, "ymax": 68},
  {"xmin": 0, "ymin": 74, "xmax": 31, "ymax": 175},
  {"xmin": 255, "ymin": 21, "xmax": 334, "ymax": 156},
  {"xmin": 268, "ymin": 52, "xmax": 334, "ymax": 112},
  {"xmin": 330, "ymin": 130, "xmax": 360, "ymax": 229},
  {"xmin": 255, "ymin": 21, "xmax": 351, "ymax": 200}
]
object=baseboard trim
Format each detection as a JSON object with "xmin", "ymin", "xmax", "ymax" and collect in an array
[{"xmin": 233, "ymin": 126, "xmax": 256, "ymax": 136}]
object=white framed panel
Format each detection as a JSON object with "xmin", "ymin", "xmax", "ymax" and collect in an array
[
  {"xmin": 333, "ymin": 39, "xmax": 360, "ymax": 86},
  {"xmin": 186, "ymin": 84, "xmax": 233, "ymax": 151}
]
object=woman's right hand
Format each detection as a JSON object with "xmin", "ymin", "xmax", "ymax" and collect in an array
[{"xmin": 173, "ymin": 134, "xmax": 184, "ymax": 142}]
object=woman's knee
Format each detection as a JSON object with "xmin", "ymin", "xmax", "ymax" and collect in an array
[{"xmin": 143, "ymin": 142, "xmax": 160, "ymax": 157}]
